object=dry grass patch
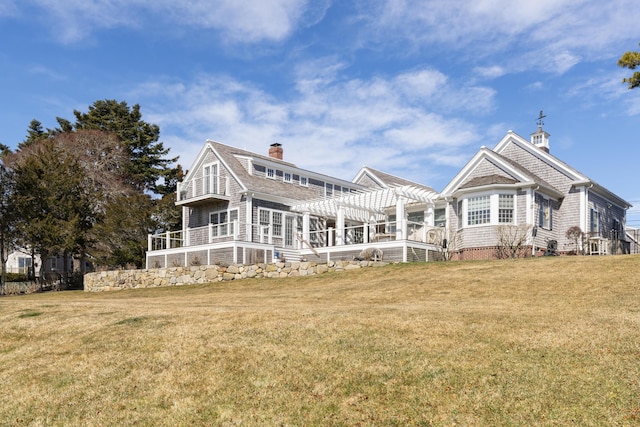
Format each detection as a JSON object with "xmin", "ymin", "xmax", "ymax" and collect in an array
[{"xmin": 1, "ymin": 255, "xmax": 639, "ymax": 426}]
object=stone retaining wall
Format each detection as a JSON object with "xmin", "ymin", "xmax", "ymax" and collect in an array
[{"xmin": 84, "ymin": 260, "xmax": 388, "ymax": 292}]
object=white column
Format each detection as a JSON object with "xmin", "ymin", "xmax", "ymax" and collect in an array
[
  {"xmin": 303, "ymin": 212, "xmax": 310, "ymax": 243},
  {"xmin": 336, "ymin": 206, "xmax": 345, "ymax": 246},
  {"xmin": 245, "ymin": 194, "xmax": 253, "ymax": 242},
  {"xmin": 396, "ymin": 197, "xmax": 406, "ymax": 240},
  {"xmin": 363, "ymin": 223, "xmax": 369, "ymax": 244}
]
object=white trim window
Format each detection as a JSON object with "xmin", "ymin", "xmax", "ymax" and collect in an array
[
  {"xmin": 538, "ymin": 196, "xmax": 553, "ymax": 230},
  {"xmin": 498, "ymin": 194, "xmax": 514, "ymax": 223},
  {"xmin": 435, "ymin": 208, "xmax": 446, "ymax": 228},
  {"xmin": 203, "ymin": 162, "xmax": 219, "ymax": 195},
  {"xmin": 467, "ymin": 195, "xmax": 491, "ymax": 225},
  {"xmin": 299, "ymin": 176, "xmax": 308, "ymax": 186},
  {"xmin": 284, "ymin": 172, "xmax": 292, "ymax": 183},
  {"xmin": 18, "ymin": 257, "xmax": 32, "ymax": 274},
  {"xmin": 258, "ymin": 208, "xmax": 284, "ymax": 241},
  {"xmin": 210, "ymin": 209, "xmax": 238, "ymax": 237},
  {"xmin": 266, "ymin": 168, "xmax": 275, "ymax": 179},
  {"xmin": 462, "ymin": 192, "xmax": 517, "ymax": 227},
  {"xmin": 325, "ymin": 183, "xmax": 334, "ymax": 198}
]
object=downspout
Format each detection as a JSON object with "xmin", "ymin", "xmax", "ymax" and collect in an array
[{"xmin": 531, "ymin": 186, "xmax": 539, "ymax": 256}]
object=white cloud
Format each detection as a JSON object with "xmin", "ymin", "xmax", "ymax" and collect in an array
[
  {"xmin": 20, "ymin": 0, "xmax": 317, "ymax": 44},
  {"xmin": 131, "ymin": 64, "xmax": 490, "ymax": 183},
  {"xmin": 474, "ymin": 66, "xmax": 506, "ymax": 80},
  {"xmin": 361, "ymin": 0, "xmax": 640, "ymax": 76}
]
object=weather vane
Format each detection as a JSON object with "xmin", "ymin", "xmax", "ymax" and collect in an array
[{"xmin": 536, "ymin": 110, "xmax": 546, "ymax": 127}]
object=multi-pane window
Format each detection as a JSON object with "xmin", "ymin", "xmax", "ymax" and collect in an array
[
  {"xmin": 434, "ymin": 208, "xmax": 446, "ymax": 227},
  {"xmin": 259, "ymin": 208, "xmax": 284, "ymax": 240},
  {"xmin": 299, "ymin": 176, "xmax": 308, "ymax": 186},
  {"xmin": 272, "ymin": 212, "xmax": 282, "ymax": 237},
  {"xmin": 266, "ymin": 168, "xmax": 275, "ymax": 179},
  {"xmin": 284, "ymin": 172, "xmax": 292, "ymax": 183},
  {"xmin": 203, "ymin": 163, "xmax": 218, "ymax": 194},
  {"xmin": 498, "ymin": 194, "xmax": 514, "ymax": 223},
  {"xmin": 325, "ymin": 183, "xmax": 333, "ymax": 197},
  {"xmin": 210, "ymin": 209, "xmax": 238, "ymax": 237},
  {"xmin": 467, "ymin": 195, "xmax": 490, "ymax": 225},
  {"xmin": 18, "ymin": 257, "xmax": 32, "ymax": 274}
]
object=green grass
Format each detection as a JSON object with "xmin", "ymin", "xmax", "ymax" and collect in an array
[{"xmin": 1, "ymin": 255, "xmax": 639, "ymax": 426}]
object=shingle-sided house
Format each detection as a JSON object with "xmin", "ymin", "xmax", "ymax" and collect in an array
[
  {"xmin": 440, "ymin": 126, "xmax": 632, "ymax": 259},
  {"xmin": 146, "ymin": 141, "xmax": 442, "ymax": 269},
  {"xmin": 146, "ymin": 126, "xmax": 631, "ymax": 268}
]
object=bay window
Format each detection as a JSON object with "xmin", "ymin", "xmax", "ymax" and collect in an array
[
  {"xmin": 462, "ymin": 193, "xmax": 516, "ymax": 227},
  {"xmin": 467, "ymin": 195, "xmax": 491, "ymax": 225}
]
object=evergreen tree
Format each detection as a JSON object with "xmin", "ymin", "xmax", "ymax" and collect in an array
[
  {"xmin": 18, "ymin": 119, "xmax": 49, "ymax": 150},
  {"xmin": 618, "ymin": 43, "xmax": 640, "ymax": 89},
  {"xmin": 71, "ymin": 100, "xmax": 178, "ymax": 193}
]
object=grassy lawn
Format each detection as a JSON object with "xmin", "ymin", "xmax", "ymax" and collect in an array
[{"xmin": 1, "ymin": 255, "xmax": 639, "ymax": 426}]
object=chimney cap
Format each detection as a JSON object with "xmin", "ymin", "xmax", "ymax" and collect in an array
[{"xmin": 270, "ymin": 142, "xmax": 282, "ymax": 147}]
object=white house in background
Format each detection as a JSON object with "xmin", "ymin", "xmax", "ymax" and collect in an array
[
  {"xmin": 146, "ymin": 125, "xmax": 631, "ymax": 268},
  {"xmin": 5, "ymin": 249, "xmax": 72, "ymax": 278}
]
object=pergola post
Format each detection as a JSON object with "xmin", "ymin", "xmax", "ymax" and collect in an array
[
  {"xmin": 396, "ymin": 196, "xmax": 406, "ymax": 240},
  {"xmin": 303, "ymin": 211, "xmax": 310, "ymax": 244},
  {"xmin": 336, "ymin": 205, "xmax": 345, "ymax": 245}
]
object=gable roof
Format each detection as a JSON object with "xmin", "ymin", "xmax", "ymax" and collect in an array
[
  {"xmin": 184, "ymin": 140, "xmax": 368, "ymax": 204},
  {"xmin": 494, "ymin": 131, "xmax": 631, "ymax": 208},
  {"xmin": 441, "ymin": 145, "xmax": 563, "ymax": 198},
  {"xmin": 353, "ymin": 166, "xmax": 437, "ymax": 192},
  {"xmin": 442, "ymin": 131, "xmax": 631, "ymax": 208}
]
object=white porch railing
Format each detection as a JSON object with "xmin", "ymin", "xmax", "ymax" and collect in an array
[{"xmin": 148, "ymin": 220, "xmax": 445, "ymax": 252}]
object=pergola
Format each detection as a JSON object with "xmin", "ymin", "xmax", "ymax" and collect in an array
[{"xmin": 291, "ymin": 185, "xmax": 438, "ymax": 245}]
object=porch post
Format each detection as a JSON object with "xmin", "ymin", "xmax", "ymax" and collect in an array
[
  {"xmin": 336, "ymin": 205, "xmax": 345, "ymax": 246},
  {"xmin": 246, "ymin": 194, "xmax": 253, "ymax": 243},
  {"xmin": 396, "ymin": 196, "xmax": 406, "ymax": 240},
  {"xmin": 148, "ymin": 234, "xmax": 152, "ymax": 251},
  {"xmin": 363, "ymin": 223, "xmax": 369, "ymax": 244},
  {"xmin": 166, "ymin": 231, "xmax": 171, "ymax": 249},
  {"xmin": 425, "ymin": 205, "xmax": 434, "ymax": 243},
  {"xmin": 303, "ymin": 211, "xmax": 310, "ymax": 244}
]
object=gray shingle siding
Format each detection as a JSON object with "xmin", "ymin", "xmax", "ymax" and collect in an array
[{"xmin": 500, "ymin": 143, "xmax": 574, "ymax": 193}]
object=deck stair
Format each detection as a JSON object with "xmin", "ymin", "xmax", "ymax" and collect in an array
[{"xmin": 274, "ymin": 247, "xmax": 302, "ymax": 263}]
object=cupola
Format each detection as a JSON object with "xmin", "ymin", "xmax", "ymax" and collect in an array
[{"xmin": 530, "ymin": 110, "xmax": 550, "ymax": 153}]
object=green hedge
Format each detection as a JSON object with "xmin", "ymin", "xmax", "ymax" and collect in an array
[{"xmin": 3, "ymin": 272, "xmax": 29, "ymax": 282}]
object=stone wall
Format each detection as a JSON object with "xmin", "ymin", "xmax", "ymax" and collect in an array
[{"xmin": 84, "ymin": 259, "xmax": 388, "ymax": 292}]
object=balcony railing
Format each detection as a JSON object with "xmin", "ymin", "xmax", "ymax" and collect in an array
[{"xmin": 176, "ymin": 175, "xmax": 230, "ymax": 203}]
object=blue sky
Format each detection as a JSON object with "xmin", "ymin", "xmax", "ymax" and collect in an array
[{"xmin": 2, "ymin": 0, "xmax": 640, "ymax": 225}]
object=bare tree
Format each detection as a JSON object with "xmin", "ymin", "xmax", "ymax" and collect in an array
[
  {"xmin": 495, "ymin": 224, "xmax": 532, "ymax": 259},
  {"xmin": 565, "ymin": 226, "xmax": 586, "ymax": 255}
]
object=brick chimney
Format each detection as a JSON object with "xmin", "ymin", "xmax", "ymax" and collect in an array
[{"xmin": 269, "ymin": 143, "xmax": 283, "ymax": 160}]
